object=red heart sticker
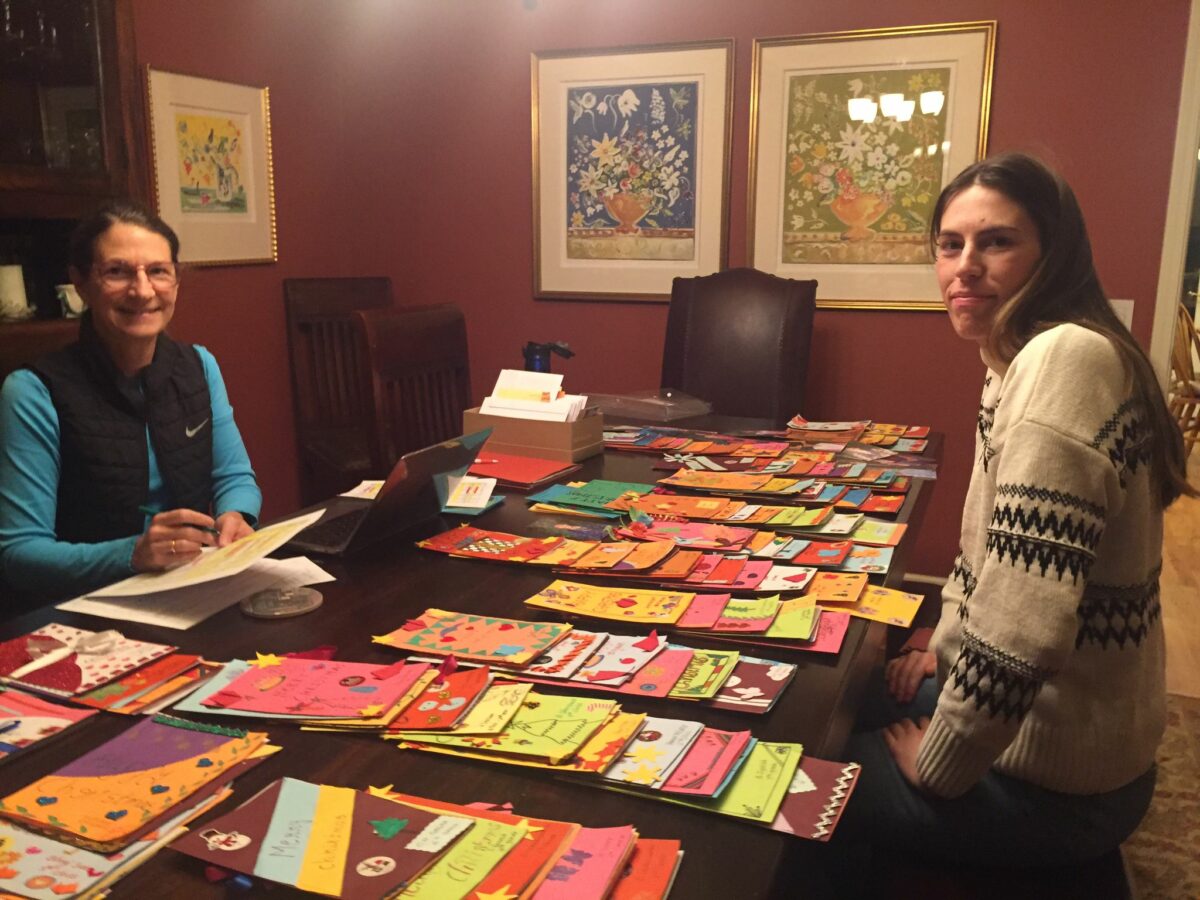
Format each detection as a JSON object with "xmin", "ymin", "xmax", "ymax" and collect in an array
[
  {"xmin": 498, "ymin": 624, "xmax": 514, "ymax": 631},
  {"xmin": 401, "ymin": 619, "xmax": 427, "ymax": 632},
  {"xmin": 615, "ymin": 598, "xmax": 636, "ymax": 608}
]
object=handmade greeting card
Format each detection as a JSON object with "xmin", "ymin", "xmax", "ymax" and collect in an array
[
  {"xmin": 0, "ymin": 624, "xmax": 175, "ymax": 698},
  {"xmin": 525, "ymin": 581, "xmax": 694, "ymax": 625},
  {"xmin": 170, "ymin": 777, "xmax": 475, "ymax": 898},
  {"xmin": 374, "ymin": 610, "xmax": 572, "ymax": 666}
]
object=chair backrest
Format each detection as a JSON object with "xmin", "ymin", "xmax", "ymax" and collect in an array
[
  {"xmin": 283, "ymin": 277, "xmax": 393, "ymax": 433},
  {"xmin": 1171, "ymin": 302, "xmax": 1199, "ymax": 385},
  {"xmin": 661, "ymin": 267, "xmax": 817, "ymax": 425},
  {"xmin": 353, "ymin": 304, "xmax": 472, "ymax": 471}
]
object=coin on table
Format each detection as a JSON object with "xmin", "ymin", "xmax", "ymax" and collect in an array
[{"xmin": 239, "ymin": 587, "xmax": 323, "ymax": 618}]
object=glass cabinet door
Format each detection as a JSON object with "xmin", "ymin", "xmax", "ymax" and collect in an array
[{"xmin": 0, "ymin": 0, "xmax": 104, "ymax": 173}]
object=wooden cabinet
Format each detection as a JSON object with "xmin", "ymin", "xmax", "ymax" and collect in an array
[{"xmin": 0, "ymin": 0, "xmax": 145, "ymax": 320}]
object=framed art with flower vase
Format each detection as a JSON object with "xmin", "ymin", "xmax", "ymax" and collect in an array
[
  {"xmin": 146, "ymin": 67, "xmax": 277, "ymax": 266},
  {"xmin": 533, "ymin": 41, "xmax": 733, "ymax": 301},
  {"xmin": 748, "ymin": 22, "xmax": 996, "ymax": 309}
]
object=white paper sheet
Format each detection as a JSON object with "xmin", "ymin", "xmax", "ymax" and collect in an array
[
  {"xmin": 57, "ymin": 556, "xmax": 334, "ymax": 630},
  {"xmin": 86, "ymin": 511, "xmax": 324, "ymax": 597}
]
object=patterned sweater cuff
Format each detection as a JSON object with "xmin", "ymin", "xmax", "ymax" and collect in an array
[{"xmin": 915, "ymin": 713, "xmax": 996, "ymax": 798}]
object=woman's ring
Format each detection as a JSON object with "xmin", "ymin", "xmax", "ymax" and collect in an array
[{"xmin": 170, "ymin": 540, "xmax": 176, "ymax": 555}]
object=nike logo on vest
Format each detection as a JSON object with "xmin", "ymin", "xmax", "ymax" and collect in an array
[{"xmin": 185, "ymin": 417, "xmax": 210, "ymax": 438}]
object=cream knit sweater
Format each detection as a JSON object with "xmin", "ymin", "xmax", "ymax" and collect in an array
[{"xmin": 918, "ymin": 323, "xmax": 1166, "ymax": 798}]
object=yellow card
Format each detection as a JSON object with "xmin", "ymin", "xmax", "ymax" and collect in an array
[
  {"xmin": 524, "ymin": 580, "xmax": 694, "ymax": 625},
  {"xmin": 819, "ymin": 585, "xmax": 923, "ymax": 628}
]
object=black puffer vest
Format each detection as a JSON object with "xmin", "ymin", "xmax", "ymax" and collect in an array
[{"xmin": 28, "ymin": 313, "xmax": 214, "ymax": 543}]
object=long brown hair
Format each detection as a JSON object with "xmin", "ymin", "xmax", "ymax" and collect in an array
[{"xmin": 930, "ymin": 152, "xmax": 1195, "ymax": 506}]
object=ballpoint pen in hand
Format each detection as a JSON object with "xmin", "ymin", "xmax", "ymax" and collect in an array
[{"xmin": 138, "ymin": 505, "xmax": 220, "ymax": 537}]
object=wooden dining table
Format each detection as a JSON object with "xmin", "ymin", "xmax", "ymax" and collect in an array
[{"xmin": 0, "ymin": 419, "xmax": 937, "ymax": 898}]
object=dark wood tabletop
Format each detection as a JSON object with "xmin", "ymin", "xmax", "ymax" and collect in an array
[{"xmin": 0, "ymin": 425, "xmax": 936, "ymax": 899}]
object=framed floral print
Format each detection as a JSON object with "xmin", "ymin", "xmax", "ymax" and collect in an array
[
  {"xmin": 533, "ymin": 41, "xmax": 733, "ymax": 301},
  {"xmin": 146, "ymin": 67, "xmax": 277, "ymax": 266},
  {"xmin": 749, "ymin": 22, "xmax": 996, "ymax": 309}
]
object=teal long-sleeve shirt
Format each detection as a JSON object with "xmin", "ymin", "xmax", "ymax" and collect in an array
[{"xmin": 0, "ymin": 345, "xmax": 262, "ymax": 598}]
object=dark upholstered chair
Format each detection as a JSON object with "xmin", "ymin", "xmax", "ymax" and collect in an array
[
  {"xmin": 352, "ymin": 304, "xmax": 472, "ymax": 473},
  {"xmin": 661, "ymin": 267, "xmax": 816, "ymax": 426},
  {"xmin": 283, "ymin": 277, "xmax": 394, "ymax": 504}
]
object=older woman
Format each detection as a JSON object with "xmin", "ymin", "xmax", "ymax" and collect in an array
[
  {"xmin": 836, "ymin": 153, "xmax": 1193, "ymax": 870},
  {"xmin": 0, "ymin": 202, "xmax": 261, "ymax": 599}
]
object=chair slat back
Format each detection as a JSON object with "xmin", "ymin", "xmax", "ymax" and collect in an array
[{"xmin": 353, "ymin": 304, "xmax": 472, "ymax": 471}]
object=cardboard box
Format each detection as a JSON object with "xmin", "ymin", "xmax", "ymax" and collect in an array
[{"xmin": 463, "ymin": 407, "xmax": 604, "ymax": 462}]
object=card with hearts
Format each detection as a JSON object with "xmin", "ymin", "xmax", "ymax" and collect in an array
[
  {"xmin": 374, "ymin": 610, "xmax": 572, "ymax": 665},
  {"xmin": 201, "ymin": 657, "xmax": 436, "ymax": 718}
]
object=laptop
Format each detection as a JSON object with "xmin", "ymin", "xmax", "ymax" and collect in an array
[{"xmin": 287, "ymin": 429, "xmax": 491, "ymax": 556}]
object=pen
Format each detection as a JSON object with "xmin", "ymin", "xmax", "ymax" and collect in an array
[
  {"xmin": 474, "ymin": 457, "xmax": 499, "ymax": 464},
  {"xmin": 138, "ymin": 505, "xmax": 220, "ymax": 537}
]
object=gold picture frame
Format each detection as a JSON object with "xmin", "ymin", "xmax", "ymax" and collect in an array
[
  {"xmin": 146, "ymin": 67, "xmax": 277, "ymax": 266},
  {"xmin": 533, "ymin": 40, "xmax": 734, "ymax": 301},
  {"xmin": 748, "ymin": 22, "xmax": 996, "ymax": 310}
]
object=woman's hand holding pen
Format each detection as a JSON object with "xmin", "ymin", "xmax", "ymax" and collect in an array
[
  {"xmin": 215, "ymin": 510, "xmax": 253, "ymax": 546},
  {"xmin": 131, "ymin": 508, "xmax": 219, "ymax": 572}
]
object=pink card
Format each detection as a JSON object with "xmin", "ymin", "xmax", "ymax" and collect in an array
[
  {"xmin": 806, "ymin": 609, "xmax": 851, "ymax": 654},
  {"xmin": 203, "ymin": 658, "xmax": 423, "ymax": 717},
  {"xmin": 675, "ymin": 592, "xmax": 730, "ymax": 629},
  {"xmin": 617, "ymin": 645, "xmax": 695, "ymax": 697},
  {"xmin": 683, "ymin": 554, "xmax": 723, "ymax": 584},
  {"xmin": 533, "ymin": 825, "xmax": 638, "ymax": 900},
  {"xmin": 729, "ymin": 560, "xmax": 773, "ymax": 590},
  {"xmin": 661, "ymin": 727, "xmax": 753, "ymax": 796}
]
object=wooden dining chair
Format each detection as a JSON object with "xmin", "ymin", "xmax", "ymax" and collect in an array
[
  {"xmin": 353, "ymin": 303, "xmax": 473, "ymax": 472},
  {"xmin": 1169, "ymin": 302, "xmax": 1200, "ymax": 459},
  {"xmin": 283, "ymin": 277, "xmax": 394, "ymax": 504},
  {"xmin": 661, "ymin": 267, "xmax": 817, "ymax": 426}
]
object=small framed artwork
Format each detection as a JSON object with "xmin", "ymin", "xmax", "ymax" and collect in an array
[
  {"xmin": 749, "ymin": 22, "xmax": 996, "ymax": 309},
  {"xmin": 145, "ymin": 67, "xmax": 277, "ymax": 266},
  {"xmin": 533, "ymin": 40, "xmax": 734, "ymax": 301}
]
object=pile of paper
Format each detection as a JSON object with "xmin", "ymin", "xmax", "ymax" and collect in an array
[
  {"xmin": 0, "ymin": 715, "xmax": 276, "ymax": 850},
  {"xmin": 387, "ymin": 684, "xmax": 859, "ymax": 842},
  {"xmin": 170, "ymin": 655, "xmax": 437, "ymax": 732},
  {"xmin": 172, "ymin": 776, "xmax": 684, "ymax": 899},
  {"xmin": 0, "ymin": 686, "xmax": 97, "ymax": 764},
  {"xmin": 480, "ymin": 369, "xmax": 588, "ymax": 422},
  {"xmin": 372, "ymin": 608, "xmax": 798, "ymax": 713}
]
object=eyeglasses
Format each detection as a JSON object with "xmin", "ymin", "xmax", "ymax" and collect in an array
[{"xmin": 93, "ymin": 261, "xmax": 179, "ymax": 290}]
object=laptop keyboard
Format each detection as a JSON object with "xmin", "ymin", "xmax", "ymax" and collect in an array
[{"xmin": 297, "ymin": 506, "xmax": 369, "ymax": 547}]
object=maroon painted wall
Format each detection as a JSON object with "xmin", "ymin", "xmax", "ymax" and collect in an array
[{"xmin": 129, "ymin": 0, "xmax": 1190, "ymax": 576}]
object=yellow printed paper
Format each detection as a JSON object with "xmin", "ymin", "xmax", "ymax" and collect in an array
[
  {"xmin": 296, "ymin": 784, "xmax": 355, "ymax": 894},
  {"xmin": 524, "ymin": 580, "xmax": 693, "ymax": 625},
  {"xmin": 819, "ymin": 585, "xmax": 923, "ymax": 628},
  {"xmin": 88, "ymin": 511, "xmax": 324, "ymax": 597},
  {"xmin": 398, "ymin": 817, "xmax": 526, "ymax": 899},
  {"xmin": 401, "ymin": 693, "xmax": 619, "ymax": 764}
]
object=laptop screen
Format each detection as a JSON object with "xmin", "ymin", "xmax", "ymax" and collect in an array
[{"xmin": 370, "ymin": 428, "xmax": 492, "ymax": 531}]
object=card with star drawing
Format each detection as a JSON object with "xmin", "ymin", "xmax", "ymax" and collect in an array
[{"xmin": 601, "ymin": 717, "xmax": 704, "ymax": 788}]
